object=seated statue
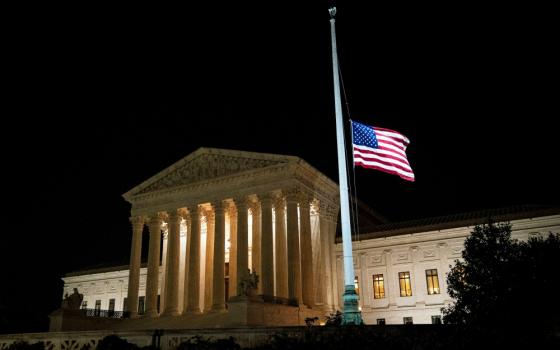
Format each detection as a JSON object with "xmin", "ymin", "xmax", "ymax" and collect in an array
[
  {"xmin": 239, "ymin": 269, "xmax": 259, "ymax": 296},
  {"xmin": 61, "ymin": 288, "xmax": 84, "ymax": 310}
]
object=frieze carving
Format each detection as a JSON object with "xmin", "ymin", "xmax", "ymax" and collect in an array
[
  {"xmin": 138, "ymin": 154, "xmax": 282, "ymax": 194},
  {"xmin": 394, "ymin": 251, "xmax": 411, "ymax": 263},
  {"xmin": 368, "ymin": 254, "xmax": 384, "ymax": 266},
  {"xmin": 423, "ymin": 250, "xmax": 435, "ymax": 258},
  {"xmin": 449, "ymin": 246, "xmax": 463, "ymax": 258},
  {"xmin": 528, "ymin": 231, "xmax": 542, "ymax": 239}
]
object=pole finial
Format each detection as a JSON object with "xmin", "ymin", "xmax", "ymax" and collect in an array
[{"xmin": 328, "ymin": 7, "xmax": 337, "ymax": 19}]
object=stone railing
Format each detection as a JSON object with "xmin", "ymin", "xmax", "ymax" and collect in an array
[{"xmin": 82, "ymin": 308, "xmax": 129, "ymax": 319}]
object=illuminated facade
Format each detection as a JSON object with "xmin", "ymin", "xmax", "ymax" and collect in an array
[
  {"xmin": 57, "ymin": 148, "xmax": 560, "ymax": 329},
  {"xmin": 340, "ymin": 208, "xmax": 560, "ymax": 324}
]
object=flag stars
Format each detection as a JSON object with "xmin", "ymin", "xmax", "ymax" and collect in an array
[{"xmin": 352, "ymin": 121, "xmax": 378, "ymax": 149}]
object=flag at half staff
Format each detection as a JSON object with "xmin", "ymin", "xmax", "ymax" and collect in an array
[{"xmin": 351, "ymin": 120, "xmax": 415, "ymax": 182}]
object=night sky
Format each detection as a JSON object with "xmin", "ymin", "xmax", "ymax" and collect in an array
[{"xmin": 1, "ymin": 3, "xmax": 557, "ymax": 332}]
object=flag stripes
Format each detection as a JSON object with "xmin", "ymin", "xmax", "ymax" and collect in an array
[{"xmin": 351, "ymin": 120, "xmax": 415, "ymax": 182}]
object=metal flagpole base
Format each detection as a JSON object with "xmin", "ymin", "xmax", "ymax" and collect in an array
[{"xmin": 341, "ymin": 285, "xmax": 364, "ymax": 325}]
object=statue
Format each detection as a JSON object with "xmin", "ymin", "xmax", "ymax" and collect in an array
[
  {"xmin": 239, "ymin": 269, "xmax": 259, "ymax": 296},
  {"xmin": 61, "ymin": 288, "xmax": 84, "ymax": 310}
]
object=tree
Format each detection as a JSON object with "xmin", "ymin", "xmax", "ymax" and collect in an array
[{"xmin": 443, "ymin": 220, "xmax": 560, "ymax": 344}]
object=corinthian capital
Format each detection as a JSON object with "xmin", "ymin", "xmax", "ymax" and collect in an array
[
  {"xmin": 232, "ymin": 196, "xmax": 251, "ymax": 211},
  {"xmin": 129, "ymin": 216, "xmax": 145, "ymax": 227},
  {"xmin": 248, "ymin": 200, "xmax": 260, "ymax": 216},
  {"xmin": 273, "ymin": 194, "xmax": 285, "ymax": 211}
]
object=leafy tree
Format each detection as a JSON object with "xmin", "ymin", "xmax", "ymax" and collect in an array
[{"xmin": 443, "ymin": 221, "xmax": 560, "ymax": 344}]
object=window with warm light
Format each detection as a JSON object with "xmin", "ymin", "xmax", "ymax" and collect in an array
[
  {"xmin": 425, "ymin": 269, "xmax": 441, "ymax": 295},
  {"xmin": 373, "ymin": 274, "xmax": 385, "ymax": 299},
  {"xmin": 354, "ymin": 275, "xmax": 360, "ymax": 295},
  {"xmin": 399, "ymin": 271, "xmax": 412, "ymax": 297}
]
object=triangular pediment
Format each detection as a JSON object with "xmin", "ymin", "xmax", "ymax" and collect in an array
[{"xmin": 124, "ymin": 148, "xmax": 297, "ymax": 199}]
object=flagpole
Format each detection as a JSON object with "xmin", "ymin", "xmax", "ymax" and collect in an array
[{"xmin": 328, "ymin": 7, "xmax": 363, "ymax": 325}]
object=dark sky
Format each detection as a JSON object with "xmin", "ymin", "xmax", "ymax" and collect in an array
[{"xmin": 1, "ymin": 3, "xmax": 557, "ymax": 332}]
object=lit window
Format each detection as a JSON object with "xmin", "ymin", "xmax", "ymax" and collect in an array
[
  {"xmin": 432, "ymin": 315, "xmax": 442, "ymax": 324},
  {"xmin": 399, "ymin": 272, "xmax": 412, "ymax": 297},
  {"xmin": 373, "ymin": 274, "xmax": 385, "ymax": 299},
  {"xmin": 425, "ymin": 269, "xmax": 440, "ymax": 295},
  {"xmin": 403, "ymin": 317, "xmax": 413, "ymax": 325},
  {"xmin": 354, "ymin": 276, "xmax": 360, "ymax": 295}
]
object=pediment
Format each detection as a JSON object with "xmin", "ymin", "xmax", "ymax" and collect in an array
[{"xmin": 124, "ymin": 148, "xmax": 297, "ymax": 199}]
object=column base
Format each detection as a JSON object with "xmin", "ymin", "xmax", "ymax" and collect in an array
[
  {"xmin": 161, "ymin": 309, "xmax": 181, "ymax": 317},
  {"xmin": 185, "ymin": 307, "xmax": 202, "ymax": 315},
  {"xmin": 144, "ymin": 310, "xmax": 159, "ymax": 318},
  {"xmin": 127, "ymin": 311, "xmax": 140, "ymax": 319},
  {"xmin": 341, "ymin": 285, "xmax": 364, "ymax": 325},
  {"xmin": 210, "ymin": 304, "xmax": 228, "ymax": 313}
]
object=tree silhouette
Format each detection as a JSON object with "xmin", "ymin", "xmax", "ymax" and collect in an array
[{"xmin": 443, "ymin": 220, "xmax": 560, "ymax": 345}]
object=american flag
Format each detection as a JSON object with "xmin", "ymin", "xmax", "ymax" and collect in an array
[{"xmin": 351, "ymin": 120, "xmax": 415, "ymax": 182}]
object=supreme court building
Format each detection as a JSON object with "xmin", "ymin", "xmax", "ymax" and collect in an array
[{"xmin": 52, "ymin": 147, "xmax": 560, "ymax": 331}]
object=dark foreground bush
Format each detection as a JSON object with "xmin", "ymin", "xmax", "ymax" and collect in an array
[
  {"xmin": 176, "ymin": 336, "xmax": 240, "ymax": 350},
  {"xmin": 96, "ymin": 335, "xmax": 139, "ymax": 350},
  {"xmin": 248, "ymin": 325, "xmax": 559, "ymax": 350},
  {"xmin": 7, "ymin": 341, "xmax": 45, "ymax": 350}
]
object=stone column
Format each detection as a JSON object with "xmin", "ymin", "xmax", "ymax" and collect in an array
[
  {"xmin": 274, "ymin": 195, "xmax": 288, "ymax": 298},
  {"xmin": 228, "ymin": 205, "xmax": 238, "ymax": 298},
  {"xmin": 299, "ymin": 194, "xmax": 314, "ymax": 308},
  {"xmin": 310, "ymin": 203, "xmax": 324, "ymax": 307},
  {"xmin": 160, "ymin": 228, "xmax": 168, "ymax": 312},
  {"xmin": 182, "ymin": 213, "xmax": 192, "ymax": 314},
  {"xmin": 145, "ymin": 215, "xmax": 163, "ymax": 317},
  {"xmin": 212, "ymin": 201, "xmax": 227, "ymax": 311},
  {"xmin": 126, "ymin": 216, "xmax": 144, "ymax": 318},
  {"xmin": 186, "ymin": 206, "xmax": 202, "ymax": 313},
  {"xmin": 204, "ymin": 209, "xmax": 215, "ymax": 312},
  {"xmin": 250, "ymin": 201, "xmax": 261, "ymax": 293},
  {"xmin": 319, "ymin": 204, "xmax": 335, "ymax": 312},
  {"xmin": 323, "ymin": 203, "xmax": 340, "ymax": 310},
  {"xmin": 286, "ymin": 191, "xmax": 302, "ymax": 304},
  {"xmin": 163, "ymin": 211, "xmax": 181, "ymax": 316},
  {"xmin": 235, "ymin": 198, "xmax": 249, "ymax": 297},
  {"xmin": 260, "ymin": 194, "xmax": 274, "ymax": 297}
]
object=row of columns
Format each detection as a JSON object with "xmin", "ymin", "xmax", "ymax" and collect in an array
[{"xmin": 126, "ymin": 190, "xmax": 337, "ymax": 318}]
